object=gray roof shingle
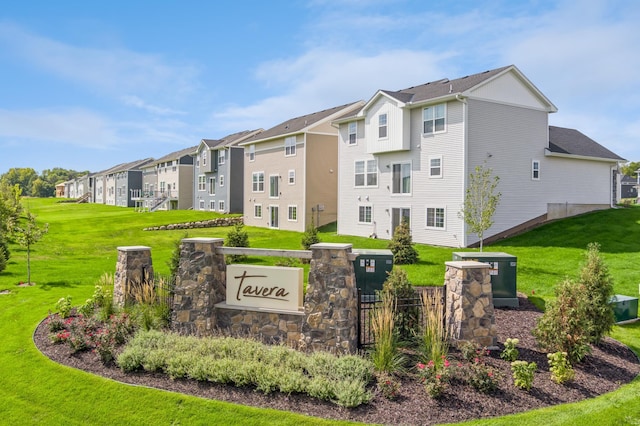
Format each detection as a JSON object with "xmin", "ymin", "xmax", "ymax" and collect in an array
[
  {"xmin": 201, "ymin": 129, "xmax": 262, "ymax": 149},
  {"xmin": 548, "ymin": 126, "xmax": 625, "ymax": 161}
]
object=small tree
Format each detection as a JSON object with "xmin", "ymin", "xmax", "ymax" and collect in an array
[
  {"xmin": 9, "ymin": 210, "xmax": 48, "ymax": 284},
  {"xmin": 458, "ymin": 165, "xmax": 501, "ymax": 251},
  {"xmin": 580, "ymin": 242, "xmax": 615, "ymax": 344},
  {"xmin": 167, "ymin": 232, "xmax": 188, "ymax": 282},
  {"xmin": 301, "ymin": 217, "xmax": 320, "ymax": 250},
  {"xmin": 388, "ymin": 220, "xmax": 418, "ymax": 264},
  {"xmin": 225, "ymin": 223, "xmax": 249, "ymax": 263}
]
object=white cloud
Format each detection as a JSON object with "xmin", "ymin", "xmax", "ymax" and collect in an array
[{"xmin": 121, "ymin": 95, "xmax": 187, "ymax": 116}]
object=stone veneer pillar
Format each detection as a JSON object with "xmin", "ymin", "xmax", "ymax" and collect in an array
[
  {"xmin": 444, "ymin": 261, "xmax": 498, "ymax": 348},
  {"xmin": 300, "ymin": 243, "xmax": 358, "ymax": 354},
  {"xmin": 172, "ymin": 238, "xmax": 226, "ymax": 336},
  {"xmin": 114, "ymin": 246, "xmax": 153, "ymax": 308}
]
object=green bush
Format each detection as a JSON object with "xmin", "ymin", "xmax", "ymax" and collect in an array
[
  {"xmin": 301, "ymin": 222, "xmax": 320, "ymax": 250},
  {"xmin": 332, "ymin": 379, "xmax": 372, "ymax": 408},
  {"xmin": 55, "ymin": 296, "xmax": 73, "ymax": 319},
  {"xmin": 0, "ymin": 246, "xmax": 7, "ymax": 273},
  {"xmin": 467, "ymin": 360, "xmax": 499, "ymax": 393},
  {"xmin": 511, "ymin": 360, "xmax": 536, "ymax": 391},
  {"xmin": 580, "ymin": 242, "xmax": 615, "ymax": 344},
  {"xmin": 387, "ymin": 220, "xmax": 418, "ymax": 264},
  {"xmin": 533, "ymin": 279, "xmax": 592, "ymax": 363},
  {"xmin": 225, "ymin": 223, "xmax": 249, "ymax": 263},
  {"xmin": 500, "ymin": 338, "xmax": 519, "ymax": 362},
  {"xmin": 381, "ymin": 268, "xmax": 420, "ymax": 341},
  {"xmin": 369, "ymin": 293, "xmax": 404, "ymax": 373},
  {"xmin": 547, "ymin": 351, "xmax": 575, "ymax": 384}
]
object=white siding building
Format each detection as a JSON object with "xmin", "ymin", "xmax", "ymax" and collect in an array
[{"xmin": 334, "ymin": 65, "xmax": 624, "ymax": 248}]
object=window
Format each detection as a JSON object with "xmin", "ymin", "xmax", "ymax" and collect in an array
[
  {"xmin": 429, "ymin": 156, "xmax": 442, "ymax": 178},
  {"xmin": 249, "ymin": 145, "xmax": 255, "ymax": 162},
  {"xmin": 219, "ymin": 201, "xmax": 225, "ymax": 212},
  {"xmin": 426, "ymin": 207, "xmax": 445, "ymax": 229},
  {"xmin": 532, "ymin": 160, "xmax": 540, "ymax": 180},
  {"xmin": 218, "ymin": 149, "xmax": 225, "ymax": 165},
  {"xmin": 209, "ymin": 200, "xmax": 215, "ymax": 211},
  {"xmin": 270, "ymin": 206, "xmax": 279, "ymax": 228},
  {"xmin": 378, "ymin": 114, "xmax": 387, "ymax": 138},
  {"xmin": 198, "ymin": 175, "xmax": 206, "ymax": 191},
  {"xmin": 202, "ymin": 151, "xmax": 207, "ymax": 166},
  {"xmin": 199, "ymin": 200, "xmax": 205, "ymax": 210},
  {"xmin": 252, "ymin": 172, "xmax": 264, "ymax": 192},
  {"xmin": 219, "ymin": 175, "xmax": 224, "ymax": 187},
  {"xmin": 423, "ymin": 104, "xmax": 446, "ymax": 134},
  {"xmin": 209, "ymin": 177, "xmax": 216, "ymax": 195},
  {"xmin": 392, "ymin": 163, "xmax": 411, "ymax": 194},
  {"xmin": 348, "ymin": 122, "xmax": 357, "ymax": 144},
  {"xmin": 287, "ymin": 169, "xmax": 295, "ymax": 184},
  {"xmin": 288, "ymin": 205, "xmax": 297, "ymax": 221},
  {"xmin": 254, "ymin": 204, "xmax": 262, "ymax": 218},
  {"xmin": 269, "ymin": 175, "xmax": 279, "ymax": 198},
  {"xmin": 355, "ymin": 159, "xmax": 378, "ymax": 187},
  {"xmin": 358, "ymin": 205, "xmax": 373, "ymax": 224},
  {"xmin": 285, "ymin": 136, "xmax": 296, "ymax": 156}
]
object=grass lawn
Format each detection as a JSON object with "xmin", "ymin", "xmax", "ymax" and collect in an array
[{"xmin": 1, "ymin": 198, "xmax": 639, "ymax": 425}]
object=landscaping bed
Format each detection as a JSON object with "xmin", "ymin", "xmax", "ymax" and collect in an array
[{"xmin": 34, "ymin": 295, "xmax": 640, "ymax": 425}]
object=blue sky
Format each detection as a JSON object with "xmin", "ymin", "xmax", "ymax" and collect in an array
[{"xmin": 1, "ymin": 0, "xmax": 639, "ymax": 175}]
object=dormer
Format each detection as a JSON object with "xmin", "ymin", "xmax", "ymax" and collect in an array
[{"xmin": 361, "ymin": 91, "xmax": 411, "ymax": 154}]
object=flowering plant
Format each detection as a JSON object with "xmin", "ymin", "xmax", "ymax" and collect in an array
[
  {"xmin": 417, "ymin": 357, "xmax": 452, "ymax": 398},
  {"xmin": 376, "ymin": 372, "xmax": 401, "ymax": 400},
  {"xmin": 467, "ymin": 358, "xmax": 500, "ymax": 393},
  {"xmin": 500, "ymin": 338, "xmax": 519, "ymax": 362}
]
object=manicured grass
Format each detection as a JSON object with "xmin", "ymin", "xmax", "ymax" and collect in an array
[{"xmin": 1, "ymin": 199, "xmax": 639, "ymax": 425}]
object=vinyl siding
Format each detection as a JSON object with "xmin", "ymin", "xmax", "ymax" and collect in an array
[{"xmin": 306, "ymin": 133, "xmax": 338, "ymax": 228}]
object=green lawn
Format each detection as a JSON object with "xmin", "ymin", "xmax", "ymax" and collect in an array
[{"xmin": 1, "ymin": 199, "xmax": 639, "ymax": 425}]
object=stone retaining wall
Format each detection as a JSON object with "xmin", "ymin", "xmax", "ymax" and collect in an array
[{"xmin": 143, "ymin": 217, "xmax": 243, "ymax": 231}]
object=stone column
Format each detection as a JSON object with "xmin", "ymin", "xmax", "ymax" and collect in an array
[
  {"xmin": 444, "ymin": 261, "xmax": 497, "ymax": 348},
  {"xmin": 171, "ymin": 238, "xmax": 226, "ymax": 336},
  {"xmin": 300, "ymin": 243, "xmax": 358, "ymax": 354},
  {"xmin": 114, "ymin": 246, "xmax": 153, "ymax": 308}
]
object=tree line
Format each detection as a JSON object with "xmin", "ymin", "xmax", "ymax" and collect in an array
[{"xmin": 0, "ymin": 167, "xmax": 89, "ymax": 198}]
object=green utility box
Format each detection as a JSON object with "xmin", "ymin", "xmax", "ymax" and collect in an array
[
  {"xmin": 609, "ymin": 295, "xmax": 638, "ymax": 323},
  {"xmin": 452, "ymin": 252, "xmax": 519, "ymax": 307},
  {"xmin": 352, "ymin": 249, "xmax": 393, "ymax": 298}
]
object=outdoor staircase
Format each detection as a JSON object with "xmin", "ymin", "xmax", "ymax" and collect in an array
[{"xmin": 76, "ymin": 192, "xmax": 91, "ymax": 203}]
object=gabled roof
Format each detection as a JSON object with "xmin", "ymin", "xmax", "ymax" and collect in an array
[
  {"xmin": 150, "ymin": 146, "xmax": 198, "ymax": 165},
  {"xmin": 621, "ymin": 175, "xmax": 637, "ymax": 184},
  {"xmin": 334, "ymin": 65, "xmax": 556, "ymax": 123},
  {"xmin": 200, "ymin": 129, "xmax": 263, "ymax": 150},
  {"xmin": 241, "ymin": 101, "xmax": 364, "ymax": 144},
  {"xmin": 547, "ymin": 126, "xmax": 625, "ymax": 162},
  {"xmin": 109, "ymin": 158, "xmax": 155, "ymax": 174}
]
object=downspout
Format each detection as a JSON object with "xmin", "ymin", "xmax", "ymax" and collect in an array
[
  {"xmin": 303, "ymin": 133, "xmax": 307, "ymax": 230},
  {"xmin": 456, "ymin": 94, "xmax": 468, "ymax": 248},
  {"xmin": 610, "ymin": 164, "xmax": 618, "ymax": 208}
]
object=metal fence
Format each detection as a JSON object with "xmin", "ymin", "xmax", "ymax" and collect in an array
[{"xmin": 357, "ymin": 286, "xmax": 445, "ymax": 349}]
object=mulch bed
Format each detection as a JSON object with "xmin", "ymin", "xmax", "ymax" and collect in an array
[{"xmin": 33, "ymin": 295, "xmax": 640, "ymax": 425}]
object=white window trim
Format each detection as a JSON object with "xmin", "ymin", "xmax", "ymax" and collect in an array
[
  {"xmin": 425, "ymin": 206, "xmax": 446, "ymax": 230},
  {"xmin": 219, "ymin": 175, "xmax": 225, "ymax": 187},
  {"xmin": 202, "ymin": 151, "xmax": 207, "ymax": 166},
  {"xmin": 209, "ymin": 177, "xmax": 216, "ymax": 195},
  {"xmin": 422, "ymin": 103, "xmax": 447, "ymax": 135},
  {"xmin": 249, "ymin": 145, "xmax": 255, "ymax": 162},
  {"xmin": 378, "ymin": 113, "xmax": 388, "ymax": 139},
  {"xmin": 285, "ymin": 136, "xmax": 297, "ymax": 157},
  {"xmin": 209, "ymin": 200, "xmax": 215, "ymax": 211},
  {"xmin": 218, "ymin": 149, "xmax": 226, "ymax": 165},
  {"xmin": 252, "ymin": 171, "xmax": 265, "ymax": 193},
  {"xmin": 354, "ymin": 159, "xmax": 378, "ymax": 188},
  {"xmin": 428, "ymin": 155, "xmax": 443, "ymax": 179},
  {"xmin": 348, "ymin": 122, "xmax": 357, "ymax": 145},
  {"xmin": 288, "ymin": 169, "xmax": 295, "ymax": 185},
  {"xmin": 391, "ymin": 161, "xmax": 412, "ymax": 195},
  {"xmin": 254, "ymin": 203, "xmax": 262, "ymax": 219},
  {"xmin": 532, "ymin": 159, "xmax": 540, "ymax": 180},
  {"xmin": 287, "ymin": 205, "xmax": 298, "ymax": 222},
  {"xmin": 198, "ymin": 200, "xmax": 205, "ymax": 211},
  {"xmin": 197, "ymin": 175, "xmax": 205, "ymax": 191},
  {"xmin": 358, "ymin": 204, "xmax": 373, "ymax": 224}
]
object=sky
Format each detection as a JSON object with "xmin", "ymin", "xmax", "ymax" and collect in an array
[{"xmin": 1, "ymin": 0, "xmax": 639, "ymax": 176}]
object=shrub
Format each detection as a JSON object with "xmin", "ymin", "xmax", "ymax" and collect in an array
[
  {"xmin": 225, "ymin": 223, "xmax": 249, "ymax": 263},
  {"xmin": 381, "ymin": 268, "xmax": 420, "ymax": 340},
  {"xmin": 579, "ymin": 242, "xmax": 615, "ymax": 344},
  {"xmin": 417, "ymin": 359, "xmax": 452, "ymax": 398},
  {"xmin": 547, "ymin": 351, "xmax": 575, "ymax": 384},
  {"xmin": 500, "ymin": 338, "xmax": 519, "ymax": 362},
  {"xmin": 167, "ymin": 232, "xmax": 188, "ymax": 280},
  {"xmin": 0, "ymin": 232, "xmax": 10, "ymax": 261},
  {"xmin": 55, "ymin": 296, "xmax": 73, "ymax": 319},
  {"xmin": 387, "ymin": 220, "xmax": 418, "ymax": 264},
  {"xmin": 459, "ymin": 340, "xmax": 481, "ymax": 362},
  {"xmin": 301, "ymin": 222, "xmax": 320, "ymax": 250},
  {"xmin": 376, "ymin": 372, "xmax": 401, "ymax": 400},
  {"xmin": 77, "ymin": 299, "xmax": 96, "ymax": 318},
  {"xmin": 533, "ymin": 279, "xmax": 592, "ymax": 363},
  {"xmin": 333, "ymin": 379, "xmax": 372, "ymax": 408},
  {"xmin": 46, "ymin": 314, "xmax": 65, "ymax": 333},
  {"xmin": 0, "ymin": 245, "xmax": 6, "ymax": 273},
  {"xmin": 511, "ymin": 360, "xmax": 536, "ymax": 390},
  {"xmin": 467, "ymin": 360, "xmax": 499, "ymax": 393}
]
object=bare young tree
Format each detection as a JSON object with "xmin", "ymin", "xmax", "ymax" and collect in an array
[{"xmin": 458, "ymin": 164, "xmax": 501, "ymax": 251}]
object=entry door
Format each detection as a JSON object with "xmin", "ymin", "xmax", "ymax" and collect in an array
[
  {"xmin": 391, "ymin": 208, "xmax": 411, "ymax": 236},
  {"xmin": 270, "ymin": 206, "xmax": 279, "ymax": 229}
]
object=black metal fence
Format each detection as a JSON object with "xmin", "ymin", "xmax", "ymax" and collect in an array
[{"xmin": 357, "ymin": 286, "xmax": 445, "ymax": 349}]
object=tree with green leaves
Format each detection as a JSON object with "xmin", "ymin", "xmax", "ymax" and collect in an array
[
  {"xmin": 458, "ymin": 164, "xmax": 501, "ymax": 251},
  {"xmin": 0, "ymin": 168, "xmax": 38, "ymax": 196},
  {"xmin": 225, "ymin": 223, "xmax": 249, "ymax": 263},
  {"xmin": 620, "ymin": 161, "xmax": 640, "ymax": 177},
  {"xmin": 9, "ymin": 210, "xmax": 48, "ymax": 284},
  {"xmin": 387, "ymin": 219, "xmax": 418, "ymax": 264},
  {"xmin": 579, "ymin": 242, "xmax": 615, "ymax": 344}
]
